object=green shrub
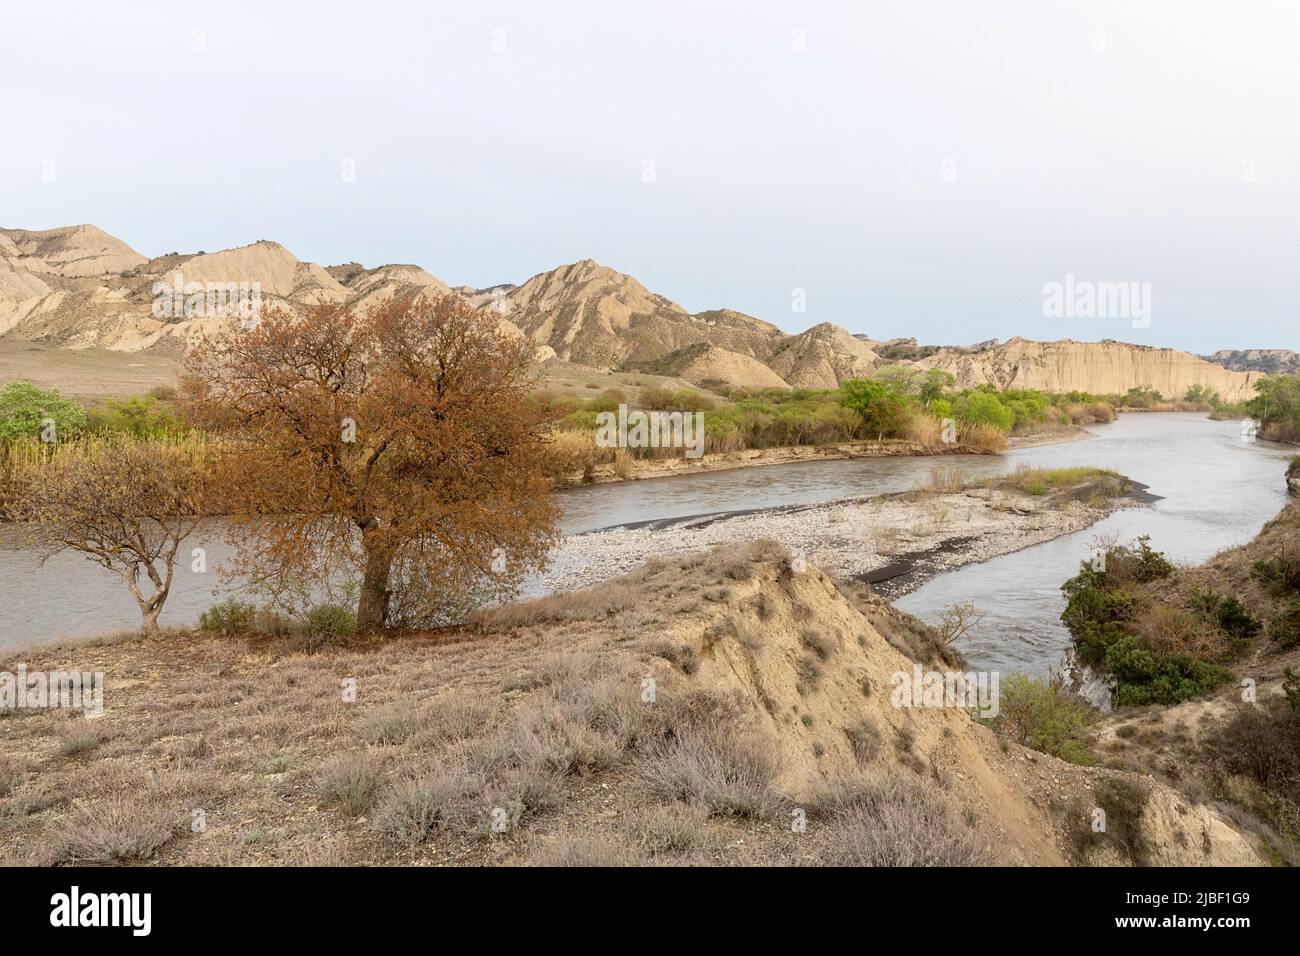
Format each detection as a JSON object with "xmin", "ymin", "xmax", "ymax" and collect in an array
[
  {"xmin": 1061, "ymin": 538, "xmax": 1231, "ymax": 707},
  {"xmin": 1105, "ymin": 636, "xmax": 1232, "ymax": 706},
  {"xmin": 198, "ymin": 597, "xmax": 258, "ymax": 635},
  {"xmin": 1190, "ymin": 590, "xmax": 1260, "ymax": 645},
  {"xmin": 1251, "ymin": 553, "xmax": 1300, "ymax": 598},
  {"xmin": 87, "ymin": 395, "xmax": 184, "ymax": 439},
  {"xmin": 1247, "ymin": 374, "xmax": 1300, "ymax": 443},
  {"xmin": 980, "ymin": 673, "xmax": 1097, "ymax": 764},
  {"xmin": 951, "ymin": 390, "xmax": 1015, "ymax": 433},
  {"xmin": 301, "ymin": 604, "xmax": 357, "ymax": 642},
  {"xmin": 1284, "ymin": 668, "xmax": 1300, "ymax": 713},
  {"xmin": 1060, "ymin": 561, "xmax": 1142, "ymax": 669},
  {"xmin": 1270, "ymin": 597, "xmax": 1300, "ymax": 649},
  {"xmin": 0, "ymin": 381, "xmax": 87, "ymax": 443},
  {"xmin": 840, "ymin": 378, "xmax": 913, "ymax": 440}
]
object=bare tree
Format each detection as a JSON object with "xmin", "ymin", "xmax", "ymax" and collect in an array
[
  {"xmin": 936, "ymin": 602, "xmax": 983, "ymax": 648},
  {"xmin": 5, "ymin": 436, "xmax": 209, "ymax": 636}
]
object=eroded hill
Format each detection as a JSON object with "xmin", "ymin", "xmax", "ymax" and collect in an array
[
  {"xmin": 0, "ymin": 541, "xmax": 1267, "ymax": 866},
  {"xmin": 0, "ymin": 224, "xmax": 1268, "ymax": 401}
]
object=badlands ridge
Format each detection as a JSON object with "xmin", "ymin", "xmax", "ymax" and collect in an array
[{"xmin": 0, "ymin": 223, "xmax": 1268, "ymax": 402}]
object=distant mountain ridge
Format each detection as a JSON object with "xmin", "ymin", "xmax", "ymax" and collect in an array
[
  {"xmin": 0, "ymin": 223, "xmax": 1273, "ymax": 401},
  {"xmin": 1204, "ymin": 349, "xmax": 1300, "ymax": 375}
]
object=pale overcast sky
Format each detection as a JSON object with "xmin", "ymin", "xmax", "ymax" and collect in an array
[{"xmin": 2, "ymin": 0, "xmax": 1297, "ymax": 352}]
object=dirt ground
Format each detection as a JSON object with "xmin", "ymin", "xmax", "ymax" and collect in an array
[{"xmin": 0, "ymin": 340, "xmax": 180, "ymax": 401}]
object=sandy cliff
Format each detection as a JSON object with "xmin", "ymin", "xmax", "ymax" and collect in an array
[{"xmin": 916, "ymin": 337, "xmax": 1262, "ymax": 404}]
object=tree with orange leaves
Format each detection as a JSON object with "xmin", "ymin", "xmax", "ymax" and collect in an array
[{"xmin": 184, "ymin": 293, "xmax": 558, "ymax": 631}]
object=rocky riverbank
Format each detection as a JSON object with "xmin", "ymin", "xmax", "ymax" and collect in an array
[{"xmin": 540, "ymin": 470, "xmax": 1150, "ymax": 598}]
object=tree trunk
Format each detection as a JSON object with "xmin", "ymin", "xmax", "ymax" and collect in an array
[
  {"xmin": 141, "ymin": 604, "xmax": 162, "ymax": 637},
  {"xmin": 356, "ymin": 534, "xmax": 393, "ymax": 632},
  {"xmin": 126, "ymin": 574, "xmax": 167, "ymax": 638}
]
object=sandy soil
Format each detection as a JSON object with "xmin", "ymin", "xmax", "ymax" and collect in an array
[{"xmin": 0, "ymin": 340, "xmax": 179, "ymax": 400}]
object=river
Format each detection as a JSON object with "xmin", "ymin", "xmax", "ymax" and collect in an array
[{"xmin": 1, "ymin": 413, "xmax": 1292, "ymax": 667}]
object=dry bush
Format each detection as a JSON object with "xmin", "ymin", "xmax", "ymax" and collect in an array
[
  {"xmin": 925, "ymin": 501, "xmax": 953, "ymax": 534},
  {"xmin": 844, "ymin": 719, "xmax": 882, "ymax": 766},
  {"xmin": 921, "ymin": 465, "xmax": 966, "ymax": 494},
  {"xmin": 47, "ymin": 797, "xmax": 180, "ymax": 864},
  {"xmin": 1133, "ymin": 604, "xmax": 1229, "ymax": 663},
  {"xmin": 633, "ymin": 803, "xmax": 714, "ymax": 857},
  {"xmin": 957, "ymin": 422, "xmax": 1008, "ymax": 453},
  {"xmin": 373, "ymin": 767, "xmax": 479, "ymax": 844},
  {"xmin": 58, "ymin": 734, "xmax": 107, "ymax": 759},
  {"xmin": 1069, "ymin": 777, "xmax": 1152, "ymax": 865},
  {"xmin": 640, "ymin": 638, "xmax": 699, "ymax": 674},
  {"xmin": 541, "ymin": 428, "xmax": 611, "ymax": 479},
  {"xmin": 477, "ymin": 766, "xmax": 565, "ymax": 833},
  {"xmin": 4, "ymin": 435, "xmax": 210, "ymax": 635},
  {"xmin": 611, "ymin": 448, "xmax": 635, "ymax": 479},
  {"xmin": 1057, "ymin": 401, "xmax": 1115, "ymax": 425},
  {"xmin": 936, "ymin": 602, "xmax": 982, "ymax": 647},
  {"xmin": 357, "ymin": 704, "xmax": 429, "ymax": 746},
  {"xmin": 384, "ymin": 554, "xmax": 501, "ymax": 629},
  {"xmin": 799, "ymin": 629, "xmax": 838, "ymax": 661},
  {"xmin": 808, "ymin": 775, "xmax": 990, "ymax": 866},
  {"xmin": 470, "ymin": 578, "xmax": 645, "ymax": 631},
  {"xmin": 796, "ymin": 655, "xmax": 824, "ymax": 694},
  {"xmin": 906, "ymin": 415, "xmax": 942, "ymax": 448},
  {"xmin": 638, "ymin": 722, "xmax": 780, "ymax": 819},
  {"xmin": 1212, "ymin": 702, "xmax": 1300, "ymax": 791},
  {"xmin": 872, "ymin": 526, "xmax": 901, "ymax": 556},
  {"xmin": 316, "ymin": 751, "xmax": 385, "ymax": 816},
  {"xmin": 511, "ymin": 697, "xmax": 625, "ymax": 777},
  {"xmin": 0, "ymin": 756, "xmax": 26, "ymax": 798},
  {"xmin": 415, "ymin": 695, "xmax": 497, "ymax": 746}
]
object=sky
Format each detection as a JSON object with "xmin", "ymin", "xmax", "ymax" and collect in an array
[{"xmin": 2, "ymin": 0, "xmax": 1298, "ymax": 353}]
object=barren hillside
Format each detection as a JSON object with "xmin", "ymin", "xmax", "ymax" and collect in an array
[{"xmin": 0, "ymin": 541, "xmax": 1267, "ymax": 866}]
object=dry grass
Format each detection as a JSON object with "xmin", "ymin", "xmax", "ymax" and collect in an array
[
  {"xmin": 0, "ymin": 539, "xmax": 1139, "ymax": 867},
  {"xmin": 372, "ymin": 767, "xmax": 480, "ymax": 844},
  {"xmin": 844, "ymin": 719, "xmax": 882, "ymax": 766},
  {"xmin": 526, "ymin": 832, "xmax": 641, "ymax": 867},
  {"xmin": 807, "ymin": 775, "xmax": 992, "ymax": 866},
  {"xmin": 957, "ymin": 422, "xmax": 1008, "ymax": 453},
  {"xmin": 316, "ymin": 752, "xmax": 385, "ymax": 816},
  {"xmin": 637, "ymin": 720, "xmax": 781, "ymax": 820},
  {"xmin": 920, "ymin": 465, "xmax": 966, "ymax": 494},
  {"xmin": 46, "ymin": 797, "xmax": 180, "ymax": 864},
  {"xmin": 539, "ymin": 428, "xmax": 613, "ymax": 480}
]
